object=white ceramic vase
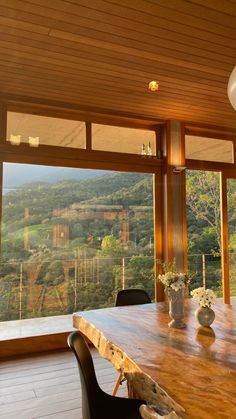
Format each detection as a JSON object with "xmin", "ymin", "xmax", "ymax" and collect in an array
[
  {"xmin": 195, "ymin": 306, "xmax": 215, "ymax": 327},
  {"xmin": 167, "ymin": 287, "xmax": 186, "ymax": 329}
]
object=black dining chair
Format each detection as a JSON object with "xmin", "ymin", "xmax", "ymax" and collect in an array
[
  {"xmin": 115, "ymin": 288, "xmax": 151, "ymax": 307},
  {"xmin": 67, "ymin": 331, "xmax": 145, "ymax": 419}
]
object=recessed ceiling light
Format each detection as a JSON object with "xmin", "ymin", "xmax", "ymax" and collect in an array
[
  {"xmin": 29, "ymin": 136, "xmax": 39, "ymax": 147},
  {"xmin": 9, "ymin": 134, "xmax": 21, "ymax": 145},
  {"xmin": 148, "ymin": 80, "xmax": 159, "ymax": 92}
]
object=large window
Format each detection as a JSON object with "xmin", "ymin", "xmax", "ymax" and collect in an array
[
  {"xmin": 7, "ymin": 112, "xmax": 86, "ymax": 149},
  {"xmin": 6, "ymin": 112, "xmax": 159, "ymax": 157},
  {"xmin": 185, "ymin": 135, "xmax": 234, "ymax": 163},
  {"xmin": 1, "ymin": 163, "xmax": 155, "ymax": 320},
  {"xmin": 92, "ymin": 124, "xmax": 157, "ymax": 155},
  {"xmin": 186, "ymin": 170, "xmax": 222, "ymax": 295},
  {"xmin": 227, "ymin": 179, "xmax": 236, "ymax": 296}
]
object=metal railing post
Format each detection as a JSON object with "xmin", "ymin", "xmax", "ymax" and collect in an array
[
  {"xmin": 122, "ymin": 257, "xmax": 125, "ymax": 289},
  {"xmin": 202, "ymin": 254, "xmax": 206, "ymax": 289},
  {"xmin": 74, "ymin": 258, "xmax": 78, "ymax": 311},
  {"xmin": 19, "ymin": 263, "xmax": 23, "ymax": 320}
]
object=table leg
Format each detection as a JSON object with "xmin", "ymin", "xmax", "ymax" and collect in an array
[{"xmin": 112, "ymin": 370, "xmax": 124, "ymax": 396}]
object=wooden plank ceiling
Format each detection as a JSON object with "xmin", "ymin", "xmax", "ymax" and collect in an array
[{"xmin": 1, "ymin": 0, "xmax": 236, "ymax": 129}]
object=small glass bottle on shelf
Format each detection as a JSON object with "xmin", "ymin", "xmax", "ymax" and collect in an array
[
  {"xmin": 140, "ymin": 144, "xmax": 146, "ymax": 156},
  {"xmin": 157, "ymin": 149, "xmax": 162, "ymax": 159},
  {"xmin": 147, "ymin": 142, "xmax": 152, "ymax": 156}
]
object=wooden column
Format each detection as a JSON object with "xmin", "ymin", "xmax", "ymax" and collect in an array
[
  {"xmin": 153, "ymin": 129, "xmax": 164, "ymax": 301},
  {"xmin": 86, "ymin": 122, "xmax": 92, "ymax": 150},
  {"xmin": 220, "ymin": 173, "xmax": 230, "ymax": 304},
  {"xmin": 154, "ymin": 170, "xmax": 164, "ymax": 301},
  {"xmin": 0, "ymin": 103, "xmax": 7, "ymax": 250},
  {"xmin": 161, "ymin": 121, "xmax": 187, "ymax": 272}
]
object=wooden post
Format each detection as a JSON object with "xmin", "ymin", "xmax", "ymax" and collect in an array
[
  {"xmin": 97, "ymin": 258, "xmax": 100, "ymax": 284},
  {"xmin": 161, "ymin": 121, "xmax": 187, "ymax": 272},
  {"xmin": 154, "ymin": 171, "xmax": 164, "ymax": 301},
  {"xmin": 74, "ymin": 258, "xmax": 78, "ymax": 310},
  {"xmin": 86, "ymin": 122, "xmax": 92, "ymax": 150},
  {"xmin": 202, "ymin": 254, "xmax": 206, "ymax": 289},
  {"xmin": 122, "ymin": 257, "xmax": 125, "ymax": 290},
  {"xmin": 0, "ymin": 102, "xmax": 7, "ymax": 251},
  {"xmin": 84, "ymin": 249, "xmax": 87, "ymax": 284},
  {"xmin": 220, "ymin": 173, "xmax": 230, "ymax": 304},
  {"xmin": 19, "ymin": 263, "xmax": 23, "ymax": 320}
]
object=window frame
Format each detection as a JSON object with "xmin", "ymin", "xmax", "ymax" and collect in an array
[
  {"xmin": 0, "ymin": 101, "xmax": 164, "ymax": 302},
  {"xmin": 184, "ymin": 125, "xmax": 236, "ymax": 303}
]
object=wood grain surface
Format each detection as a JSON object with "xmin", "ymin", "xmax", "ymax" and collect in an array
[
  {"xmin": 73, "ymin": 298, "xmax": 236, "ymax": 418},
  {"xmin": 0, "ymin": 348, "xmax": 125, "ymax": 419},
  {"xmin": 1, "ymin": 1, "xmax": 236, "ymax": 129}
]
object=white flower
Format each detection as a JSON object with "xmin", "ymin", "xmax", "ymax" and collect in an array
[
  {"xmin": 191, "ymin": 287, "xmax": 216, "ymax": 308},
  {"xmin": 158, "ymin": 271, "xmax": 189, "ymax": 292}
]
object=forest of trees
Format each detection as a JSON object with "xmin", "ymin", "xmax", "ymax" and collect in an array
[
  {"xmin": 1, "ymin": 168, "xmax": 235, "ymax": 321},
  {"xmin": 0, "ymin": 171, "xmax": 155, "ymax": 320}
]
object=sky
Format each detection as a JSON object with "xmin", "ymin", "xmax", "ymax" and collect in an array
[{"xmin": 3, "ymin": 163, "xmax": 109, "ymax": 193}]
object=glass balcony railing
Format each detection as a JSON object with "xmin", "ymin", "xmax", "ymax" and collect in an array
[
  {"xmin": 0, "ymin": 255, "xmax": 155, "ymax": 321},
  {"xmin": 0, "ymin": 253, "xmax": 227, "ymax": 322},
  {"xmin": 188, "ymin": 253, "xmax": 222, "ymax": 295}
]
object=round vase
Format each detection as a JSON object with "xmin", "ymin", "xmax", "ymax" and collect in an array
[
  {"xmin": 167, "ymin": 287, "xmax": 186, "ymax": 329},
  {"xmin": 195, "ymin": 306, "xmax": 215, "ymax": 327}
]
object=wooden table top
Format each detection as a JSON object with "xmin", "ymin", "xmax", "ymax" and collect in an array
[{"xmin": 73, "ymin": 298, "xmax": 236, "ymax": 419}]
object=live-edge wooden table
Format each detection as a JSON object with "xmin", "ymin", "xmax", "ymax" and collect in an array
[{"xmin": 73, "ymin": 298, "xmax": 236, "ymax": 419}]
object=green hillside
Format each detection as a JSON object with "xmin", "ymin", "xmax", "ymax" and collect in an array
[
  {"xmin": 2, "ymin": 172, "xmax": 153, "ymax": 261},
  {"xmin": 1, "ymin": 171, "xmax": 155, "ymax": 320},
  {"xmin": 3, "ymin": 172, "xmax": 149, "ymax": 222}
]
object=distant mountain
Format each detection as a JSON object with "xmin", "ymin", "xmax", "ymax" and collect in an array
[
  {"xmin": 3, "ymin": 163, "xmax": 109, "ymax": 193},
  {"xmin": 2, "ymin": 172, "xmax": 151, "ymax": 224}
]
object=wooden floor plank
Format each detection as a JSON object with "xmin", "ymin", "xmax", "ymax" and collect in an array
[
  {"xmin": 0, "ymin": 389, "xmax": 36, "ymax": 405},
  {"xmin": 0, "ymin": 361, "xmax": 116, "ymax": 386},
  {"xmin": 0, "ymin": 350, "xmax": 73, "ymax": 370},
  {"xmin": 1, "ymin": 397, "xmax": 82, "ymax": 419},
  {"xmin": 0, "ymin": 368, "xmax": 118, "ymax": 395},
  {"xmin": 36, "ymin": 408, "xmax": 82, "ymax": 419},
  {"xmin": 0, "ymin": 348, "xmax": 127, "ymax": 419},
  {"xmin": 0, "ymin": 388, "xmax": 82, "ymax": 415}
]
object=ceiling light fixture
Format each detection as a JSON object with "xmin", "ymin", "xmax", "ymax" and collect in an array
[
  {"xmin": 228, "ymin": 66, "xmax": 236, "ymax": 110},
  {"xmin": 29, "ymin": 136, "xmax": 39, "ymax": 147},
  {"xmin": 9, "ymin": 134, "xmax": 21, "ymax": 145},
  {"xmin": 148, "ymin": 80, "xmax": 159, "ymax": 92},
  {"xmin": 173, "ymin": 166, "xmax": 186, "ymax": 174}
]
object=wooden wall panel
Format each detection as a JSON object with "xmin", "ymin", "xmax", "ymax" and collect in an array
[{"xmin": 0, "ymin": 333, "xmax": 71, "ymax": 359}]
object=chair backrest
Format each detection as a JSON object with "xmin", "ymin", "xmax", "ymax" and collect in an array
[
  {"xmin": 115, "ymin": 288, "xmax": 151, "ymax": 306},
  {"xmin": 67, "ymin": 331, "xmax": 101, "ymax": 419}
]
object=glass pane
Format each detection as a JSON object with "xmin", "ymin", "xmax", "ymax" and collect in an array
[
  {"xmin": 227, "ymin": 179, "xmax": 236, "ymax": 296},
  {"xmin": 186, "ymin": 170, "xmax": 222, "ymax": 295},
  {"xmin": 1, "ymin": 163, "xmax": 154, "ymax": 321},
  {"xmin": 7, "ymin": 112, "xmax": 86, "ymax": 149},
  {"xmin": 185, "ymin": 135, "xmax": 234, "ymax": 163},
  {"xmin": 92, "ymin": 123, "xmax": 156, "ymax": 155}
]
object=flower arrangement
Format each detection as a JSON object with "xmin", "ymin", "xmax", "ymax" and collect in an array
[
  {"xmin": 158, "ymin": 261, "xmax": 190, "ymax": 292},
  {"xmin": 191, "ymin": 287, "xmax": 216, "ymax": 308}
]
